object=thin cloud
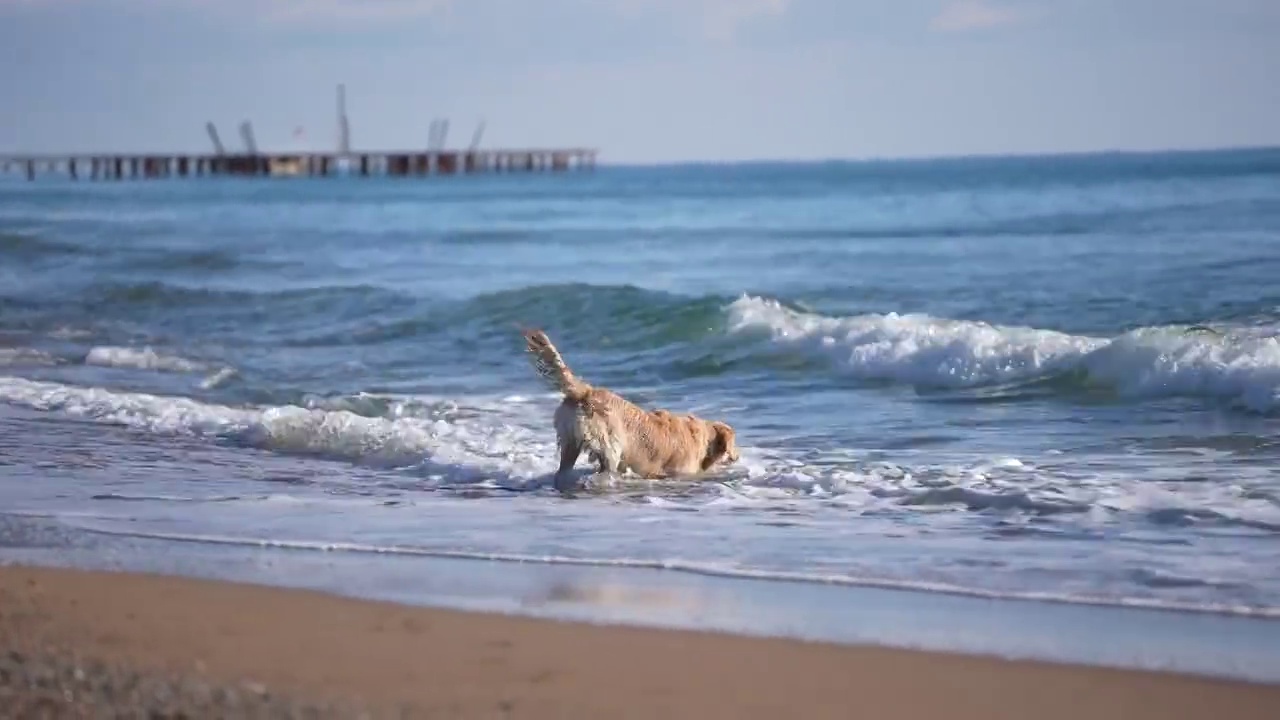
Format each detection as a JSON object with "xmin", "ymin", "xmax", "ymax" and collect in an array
[
  {"xmin": 701, "ymin": 0, "xmax": 790, "ymax": 41},
  {"xmin": 0, "ymin": 0, "xmax": 455, "ymax": 23},
  {"xmin": 1, "ymin": 0, "xmax": 787, "ymax": 37},
  {"xmin": 254, "ymin": 0, "xmax": 452, "ymax": 23},
  {"xmin": 929, "ymin": 0, "xmax": 1021, "ymax": 33},
  {"xmin": 618, "ymin": 0, "xmax": 791, "ymax": 42}
]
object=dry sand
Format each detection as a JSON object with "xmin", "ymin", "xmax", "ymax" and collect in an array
[{"xmin": 2, "ymin": 563, "xmax": 1278, "ymax": 719}]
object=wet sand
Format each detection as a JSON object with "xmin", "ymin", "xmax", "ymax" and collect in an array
[{"xmin": 2, "ymin": 563, "xmax": 1278, "ymax": 719}]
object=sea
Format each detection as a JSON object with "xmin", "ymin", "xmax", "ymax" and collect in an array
[{"xmin": 3, "ymin": 148, "xmax": 1280, "ymax": 677}]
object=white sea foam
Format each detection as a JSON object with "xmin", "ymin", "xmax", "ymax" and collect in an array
[
  {"xmin": 1082, "ymin": 327, "xmax": 1280, "ymax": 411},
  {"xmin": 83, "ymin": 345, "xmax": 239, "ymax": 390},
  {"xmin": 1, "ymin": 376, "xmax": 254, "ymax": 435},
  {"xmin": 727, "ymin": 295, "xmax": 1280, "ymax": 412},
  {"xmin": 1, "ymin": 375, "xmax": 1277, "ymax": 532},
  {"xmin": 715, "ymin": 449, "xmax": 1280, "ymax": 533},
  {"xmin": 48, "ymin": 327, "xmax": 94, "ymax": 340},
  {"xmin": 0, "ymin": 376, "xmax": 557, "ymax": 487},
  {"xmin": 199, "ymin": 366, "xmax": 238, "ymax": 389},
  {"xmin": 0, "ymin": 348, "xmax": 61, "ymax": 367},
  {"xmin": 7, "ymin": 371, "xmax": 1269, "ymax": 535},
  {"xmin": 84, "ymin": 346, "xmax": 209, "ymax": 374}
]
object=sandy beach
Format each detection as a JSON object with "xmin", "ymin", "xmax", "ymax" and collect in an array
[{"xmin": 0, "ymin": 564, "xmax": 1277, "ymax": 719}]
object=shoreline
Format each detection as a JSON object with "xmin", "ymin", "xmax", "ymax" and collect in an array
[
  {"xmin": 5, "ymin": 510, "xmax": 1280, "ymax": 686},
  {"xmin": 3, "ymin": 563, "xmax": 1280, "ymax": 719},
  {"xmin": 60, "ymin": 524, "xmax": 1280, "ymax": 622}
]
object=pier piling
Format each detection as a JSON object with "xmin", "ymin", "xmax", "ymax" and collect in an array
[{"xmin": 3, "ymin": 148, "xmax": 598, "ymax": 181}]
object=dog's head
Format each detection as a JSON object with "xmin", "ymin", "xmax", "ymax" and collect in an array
[{"xmin": 700, "ymin": 420, "xmax": 740, "ymax": 471}]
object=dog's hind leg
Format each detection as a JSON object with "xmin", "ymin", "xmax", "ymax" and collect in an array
[{"xmin": 554, "ymin": 440, "xmax": 582, "ymax": 492}]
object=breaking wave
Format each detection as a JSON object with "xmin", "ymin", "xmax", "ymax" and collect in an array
[
  {"xmin": 2, "ymin": 373, "xmax": 1277, "ymax": 536},
  {"xmin": 0, "ymin": 376, "xmax": 558, "ymax": 488},
  {"xmin": 84, "ymin": 346, "xmax": 211, "ymax": 374},
  {"xmin": 727, "ymin": 296, "xmax": 1280, "ymax": 413}
]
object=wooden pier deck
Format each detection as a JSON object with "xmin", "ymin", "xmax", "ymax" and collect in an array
[{"xmin": 0, "ymin": 148, "xmax": 598, "ymax": 181}]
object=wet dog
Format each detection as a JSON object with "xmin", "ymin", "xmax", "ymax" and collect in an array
[{"xmin": 522, "ymin": 328, "xmax": 739, "ymax": 490}]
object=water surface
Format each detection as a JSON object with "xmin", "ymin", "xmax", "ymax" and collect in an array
[{"xmin": 2, "ymin": 148, "xmax": 1279, "ymax": 620}]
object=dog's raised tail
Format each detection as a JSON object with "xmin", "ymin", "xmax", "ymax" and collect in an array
[{"xmin": 522, "ymin": 328, "xmax": 591, "ymax": 401}]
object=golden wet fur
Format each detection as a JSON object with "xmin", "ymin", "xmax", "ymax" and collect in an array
[{"xmin": 522, "ymin": 328, "xmax": 740, "ymax": 489}]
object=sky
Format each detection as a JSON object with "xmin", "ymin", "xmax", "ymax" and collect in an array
[{"xmin": 0, "ymin": 0, "xmax": 1277, "ymax": 164}]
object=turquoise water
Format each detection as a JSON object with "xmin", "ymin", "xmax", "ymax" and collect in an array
[{"xmin": 2, "ymin": 148, "xmax": 1279, "ymax": 619}]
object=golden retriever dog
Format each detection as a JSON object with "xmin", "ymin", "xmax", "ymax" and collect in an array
[{"xmin": 521, "ymin": 328, "xmax": 740, "ymax": 490}]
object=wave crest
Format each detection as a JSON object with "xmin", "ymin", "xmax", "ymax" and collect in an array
[{"xmin": 726, "ymin": 295, "xmax": 1280, "ymax": 412}]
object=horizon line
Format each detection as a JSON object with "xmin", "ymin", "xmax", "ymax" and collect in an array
[{"xmin": 603, "ymin": 142, "xmax": 1280, "ymax": 169}]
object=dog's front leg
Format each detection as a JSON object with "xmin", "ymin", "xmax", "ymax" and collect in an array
[
  {"xmin": 588, "ymin": 451, "xmax": 608, "ymax": 474},
  {"xmin": 597, "ymin": 445, "xmax": 623, "ymax": 475}
]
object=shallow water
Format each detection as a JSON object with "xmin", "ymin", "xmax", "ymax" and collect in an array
[{"xmin": 2, "ymin": 148, "xmax": 1280, "ymax": 619}]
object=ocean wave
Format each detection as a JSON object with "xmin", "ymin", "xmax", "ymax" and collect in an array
[
  {"xmin": 465, "ymin": 283, "xmax": 726, "ymax": 346},
  {"xmin": 290, "ymin": 282, "xmax": 728, "ymax": 354},
  {"xmin": 120, "ymin": 248, "xmax": 248, "ymax": 273},
  {"xmin": 725, "ymin": 200, "xmax": 1268, "ymax": 242},
  {"xmin": 89, "ymin": 493, "xmax": 245, "ymax": 503},
  {"xmin": 0, "ymin": 347, "xmax": 62, "ymax": 368},
  {"xmin": 0, "ymin": 376, "xmax": 557, "ymax": 487},
  {"xmin": 0, "ymin": 228, "xmax": 271, "ymax": 276},
  {"xmin": 727, "ymin": 296, "xmax": 1280, "ymax": 413},
  {"xmin": 1, "ymin": 341, "xmax": 236, "ymax": 387},
  {"xmin": 3, "ymin": 375, "xmax": 1276, "ymax": 535},
  {"xmin": 50, "ymin": 280, "xmax": 422, "ymax": 346},
  {"xmin": 88, "ymin": 345, "xmax": 239, "ymax": 390},
  {"xmin": 729, "ymin": 453, "xmax": 1280, "ymax": 534},
  {"xmin": 84, "ymin": 346, "xmax": 211, "ymax": 374},
  {"xmin": 0, "ymin": 231, "xmax": 93, "ymax": 261},
  {"xmin": 82, "ymin": 280, "xmax": 411, "ymax": 311}
]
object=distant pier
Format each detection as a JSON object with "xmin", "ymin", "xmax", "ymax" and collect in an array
[{"xmin": 0, "ymin": 148, "xmax": 598, "ymax": 181}]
